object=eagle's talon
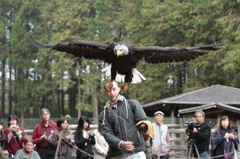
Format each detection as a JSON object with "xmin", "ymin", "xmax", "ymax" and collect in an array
[
  {"xmin": 108, "ymin": 80, "xmax": 114, "ymax": 89},
  {"xmin": 122, "ymin": 84, "xmax": 128, "ymax": 92}
]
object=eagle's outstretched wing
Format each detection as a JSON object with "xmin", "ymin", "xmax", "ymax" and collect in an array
[
  {"xmin": 32, "ymin": 40, "xmax": 112, "ymax": 61},
  {"xmin": 133, "ymin": 43, "xmax": 221, "ymax": 64},
  {"xmin": 30, "ymin": 39, "xmax": 222, "ymax": 91}
]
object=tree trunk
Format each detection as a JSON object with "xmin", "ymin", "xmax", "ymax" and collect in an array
[
  {"xmin": 92, "ymin": 86, "xmax": 98, "ymax": 125},
  {"xmin": 21, "ymin": 110, "xmax": 24, "ymax": 128},
  {"xmin": 8, "ymin": 63, "xmax": 13, "ymax": 116},
  {"xmin": 61, "ymin": 88, "xmax": 65, "ymax": 116},
  {"xmin": 57, "ymin": 88, "xmax": 61, "ymax": 116},
  {"xmin": 68, "ymin": 90, "xmax": 77, "ymax": 117},
  {"xmin": 1, "ymin": 59, "xmax": 6, "ymax": 118},
  {"xmin": 77, "ymin": 78, "xmax": 81, "ymax": 118}
]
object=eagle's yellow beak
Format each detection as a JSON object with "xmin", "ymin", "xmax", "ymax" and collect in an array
[{"xmin": 116, "ymin": 50, "xmax": 121, "ymax": 57}]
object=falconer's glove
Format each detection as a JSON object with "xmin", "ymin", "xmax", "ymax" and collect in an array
[{"xmin": 136, "ymin": 120, "xmax": 154, "ymax": 141}]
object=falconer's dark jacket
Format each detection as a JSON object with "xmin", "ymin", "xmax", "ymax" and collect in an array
[{"xmin": 99, "ymin": 95, "xmax": 148, "ymax": 158}]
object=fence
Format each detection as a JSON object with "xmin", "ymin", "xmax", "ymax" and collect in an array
[
  {"xmin": 23, "ymin": 123, "xmax": 216, "ymax": 159},
  {"xmin": 167, "ymin": 124, "xmax": 216, "ymax": 159},
  {"xmin": 3, "ymin": 118, "xmax": 238, "ymax": 158}
]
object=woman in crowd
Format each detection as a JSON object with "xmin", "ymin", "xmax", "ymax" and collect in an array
[
  {"xmin": 0, "ymin": 121, "xmax": 5, "ymax": 149},
  {"xmin": 211, "ymin": 115, "xmax": 239, "ymax": 159},
  {"xmin": 74, "ymin": 115, "xmax": 95, "ymax": 159},
  {"xmin": 52, "ymin": 118, "xmax": 74, "ymax": 159},
  {"xmin": 0, "ymin": 121, "xmax": 5, "ymax": 159},
  {"xmin": 93, "ymin": 123, "xmax": 109, "ymax": 159},
  {"xmin": 3, "ymin": 115, "xmax": 25, "ymax": 155},
  {"xmin": 14, "ymin": 138, "xmax": 41, "ymax": 159}
]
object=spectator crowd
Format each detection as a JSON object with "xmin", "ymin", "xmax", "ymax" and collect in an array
[{"xmin": 0, "ymin": 81, "xmax": 238, "ymax": 159}]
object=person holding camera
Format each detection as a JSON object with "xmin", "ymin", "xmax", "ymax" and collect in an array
[
  {"xmin": 151, "ymin": 111, "xmax": 170, "ymax": 159},
  {"xmin": 186, "ymin": 110, "xmax": 211, "ymax": 158},
  {"xmin": 52, "ymin": 118, "xmax": 74, "ymax": 159},
  {"xmin": 0, "ymin": 121, "xmax": 5, "ymax": 159},
  {"xmin": 74, "ymin": 115, "xmax": 95, "ymax": 159},
  {"xmin": 211, "ymin": 115, "xmax": 239, "ymax": 159},
  {"xmin": 3, "ymin": 115, "xmax": 25, "ymax": 156},
  {"xmin": 0, "ymin": 121, "xmax": 5, "ymax": 149}
]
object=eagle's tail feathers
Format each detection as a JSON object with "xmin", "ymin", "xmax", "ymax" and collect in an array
[
  {"xmin": 115, "ymin": 74, "xmax": 125, "ymax": 82},
  {"xmin": 101, "ymin": 64, "xmax": 111, "ymax": 77},
  {"xmin": 101, "ymin": 64, "xmax": 124, "ymax": 82},
  {"xmin": 132, "ymin": 68, "xmax": 146, "ymax": 84},
  {"xmin": 101, "ymin": 65, "xmax": 146, "ymax": 84}
]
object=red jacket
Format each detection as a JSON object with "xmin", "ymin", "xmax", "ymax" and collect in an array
[
  {"xmin": 32, "ymin": 120, "xmax": 57, "ymax": 150},
  {"xmin": 3, "ymin": 127, "xmax": 25, "ymax": 155}
]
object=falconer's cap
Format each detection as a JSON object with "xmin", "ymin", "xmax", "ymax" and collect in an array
[{"xmin": 154, "ymin": 111, "xmax": 164, "ymax": 116}]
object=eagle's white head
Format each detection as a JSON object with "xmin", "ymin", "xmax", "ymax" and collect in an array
[{"xmin": 113, "ymin": 44, "xmax": 129, "ymax": 57}]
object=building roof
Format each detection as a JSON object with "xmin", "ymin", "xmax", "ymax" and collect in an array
[
  {"xmin": 178, "ymin": 103, "xmax": 240, "ymax": 115},
  {"xmin": 142, "ymin": 84, "xmax": 240, "ymax": 117},
  {"xmin": 142, "ymin": 84, "xmax": 240, "ymax": 108}
]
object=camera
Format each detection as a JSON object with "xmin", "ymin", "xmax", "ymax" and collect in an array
[
  {"xmin": 69, "ymin": 131, "xmax": 75, "ymax": 143},
  {"xmin": 9, "ymin": 154, "xmax": 14, "ymax": 159},
  {"xmin": 185, "ymin": 120, "xmax": 200, "ymax": 139},
  {"xmin": 11, "ymin": 125, "xmax": 17, "ymax": 131}
]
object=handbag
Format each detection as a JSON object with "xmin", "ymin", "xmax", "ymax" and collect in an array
[{"xmin": 234, "ymin": 149, "xmax": 240, "ymax": 159}]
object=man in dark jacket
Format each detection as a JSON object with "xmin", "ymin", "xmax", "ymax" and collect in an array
[
  {"xmin": 99, "ymin": 80, "xmax": 149, "ymax": 159},
  {"xmin": 186, "ymin": 110, "xmax": 211, "ymax": 158}
]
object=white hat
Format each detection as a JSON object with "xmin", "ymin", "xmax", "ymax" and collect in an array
[{"xmin": 154, "ymin": 111, "xmax": 164, "ymax": 116}]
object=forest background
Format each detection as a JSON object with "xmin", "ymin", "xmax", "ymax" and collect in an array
[{"xmin": 0, "ymin": 0, "xmax": 240, "ymax": 125}]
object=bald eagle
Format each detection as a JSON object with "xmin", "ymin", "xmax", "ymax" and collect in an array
[{"xmin": 33, "ymin": 40, "xmax": 220, "ymax": 92}]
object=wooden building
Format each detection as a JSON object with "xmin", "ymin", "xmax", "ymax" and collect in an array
[
  {"xmin": 142, "ymin": 85, "xmax": 240, "ymax": 157},
  {"xmin": 142, "ymin": 84, "xmax": 240, "ymax": 121}
]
